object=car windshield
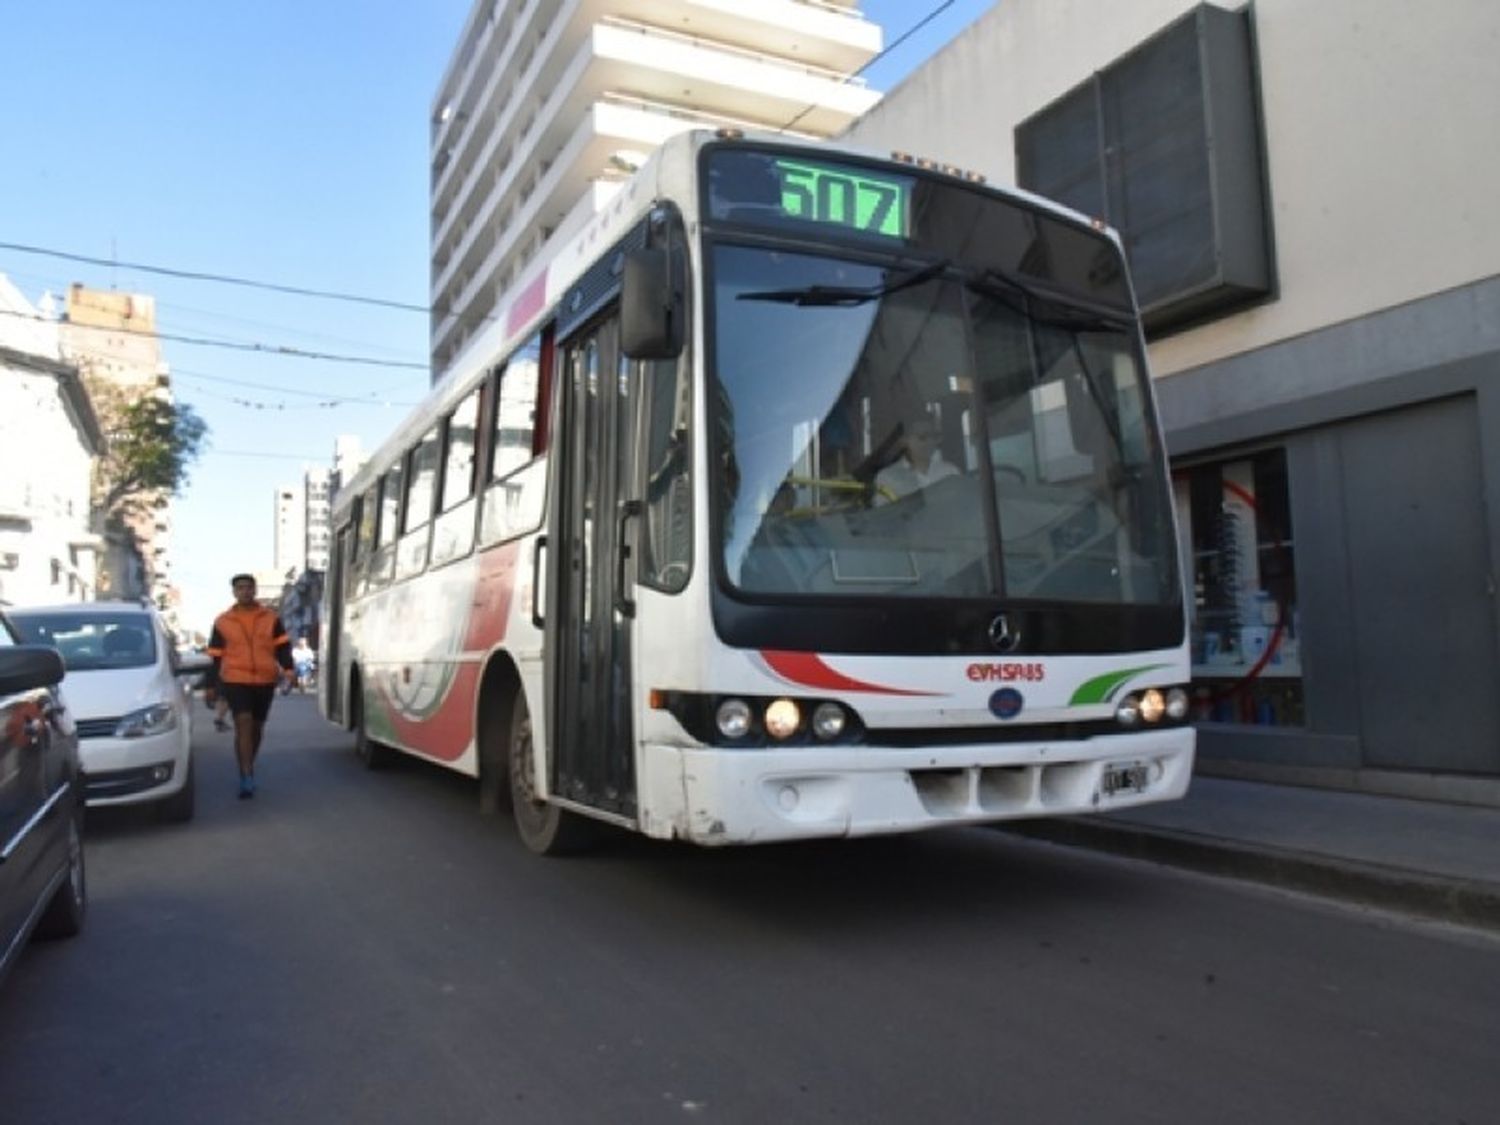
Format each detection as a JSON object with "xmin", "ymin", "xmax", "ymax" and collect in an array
[
  {"xmin": 10, "ymin": 611, "xmax": 158, "ymax": 671},
  {"xmin": 709, "ymin": 243, "xmax": 1178, "ymax": 605}
]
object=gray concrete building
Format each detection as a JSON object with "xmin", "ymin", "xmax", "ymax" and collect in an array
[{"xmin": 841, "ymin": 0, "xmax": 1500, "ymax": 803}]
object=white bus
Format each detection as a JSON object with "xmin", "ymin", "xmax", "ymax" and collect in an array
[{"xmin": 322, "ymin": 129, "xmax": 1195, "ymax": 854}]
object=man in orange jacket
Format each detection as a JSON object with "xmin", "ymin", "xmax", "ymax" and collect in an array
[{"xmin": 205, "ymin": 573, "xmax": 295, "ymax": 799}]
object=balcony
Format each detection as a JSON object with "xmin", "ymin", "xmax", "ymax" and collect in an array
[{"xmin": 431, "ymin": 25, "xmax": 878, "ymax": 362}]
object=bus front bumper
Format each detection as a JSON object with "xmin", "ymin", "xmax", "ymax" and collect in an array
[{"xmin": 638, "ymin": 727, "xmax": 1195, "ymax": 846}]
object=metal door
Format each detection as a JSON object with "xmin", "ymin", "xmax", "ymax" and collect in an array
[
  {"xmin": 323, "ymin": 524, "xmax": 350, "ymax": 722},
  {"xmin": 547, "ymin": 314, "xmax": 637, "ymax": 813},
  {"xmin": 1340, "ymin": 396, "xmax": 1500, "ymax": 773}
]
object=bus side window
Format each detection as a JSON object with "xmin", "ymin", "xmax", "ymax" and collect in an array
[
  {"xmin": 370, "ymin": 464, "xmax": 402, "ymax": 588},
  {"xmin": 639, "ymin": 355, "xmax": 692, "ymax": 592},
  {"xmin": 403, "ymin": 427, "xmax": 441, "ymax": 536},
  {"xmin": 431, "ymin": 386, "xmax": 481, "ymax": 567},
  {"xmin": 396, "ymin": 426, "xmax": 441, "ymax": 580},
  {"xmin": 480, "ymin": 330, "xmax": 547, "ymax": 545},
  {"xmin": 352, "ymin": 488, "xmax": 378, "ymax": 595}
]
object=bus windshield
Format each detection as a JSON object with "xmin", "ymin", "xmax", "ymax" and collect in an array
[{"xmin": 710, "ymin": 242, "xmax": 1178, "ymax": 606}]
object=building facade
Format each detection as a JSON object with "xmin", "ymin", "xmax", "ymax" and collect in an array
[
  {"xmin": 430, "ymin": 0, "xmax": 882, "ymax": 379},
  {"xmin": 305, "ymin": 467, "xmax": 332, "ymax": 572},
  {"xmin": 59, "ymin": 284, "xmax": 177, "ymax": 608},
  {"xmin": 273, "ymin": 484, "xmax": 306, "ymax": 578},
  {"xmin": 841, "ymin": 0, "xmax": 1500, "ymax": 802},
  {"xmin": 0, "ymin": 276, "xmax": 104, "ymax": 606}
]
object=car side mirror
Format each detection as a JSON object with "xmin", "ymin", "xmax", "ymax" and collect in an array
[{"xmin": 0, "ymin": 645, "xmax": 66, "ymax": 695}]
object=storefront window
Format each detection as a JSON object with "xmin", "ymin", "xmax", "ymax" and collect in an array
[{"xmin": 1174, "ymin": 449, "xmax": 1303, "ymax": 725}]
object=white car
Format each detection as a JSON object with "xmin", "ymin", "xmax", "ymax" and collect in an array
[{"xmin": 9, "ymin": 602, "xmax": 206, "ymax": 823}]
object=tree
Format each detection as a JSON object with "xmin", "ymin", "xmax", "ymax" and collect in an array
[{"xmin": 96, "ymin": 394, "xmax": 209, "ymax": 517}]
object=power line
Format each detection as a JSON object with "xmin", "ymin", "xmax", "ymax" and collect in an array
[
  {"xmin": 175, "ymin": 373, "xmax": 417, "ymax": 412},
  {"xmin": 203, "ymin": 447, "xmax": 336, "ymax": 461},
  {"xmin": 0, "ymin": 306, "xmax": 428, "ymax": 371},
  {"xmin": 0, "ymin": 240, "xmax": 429, "ymax": 314},
  {"xmin": 172, "ymin": 365, "xmax": 414, "ymax": 403},
  {"xmin": 2, "ymin": 263, "xmax": 426, "ymax": 361},
  {"xmin": 779, "ymin": 1, "xmax": 959, "ymax": 134}
]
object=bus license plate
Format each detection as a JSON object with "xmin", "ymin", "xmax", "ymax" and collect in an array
[{"xmin": 1103, "ymin": 762, "xmax": 1150, "ymax": 796}]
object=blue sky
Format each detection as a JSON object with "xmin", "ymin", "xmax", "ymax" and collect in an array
[{"xmin": 0, "ymin": 0, "xmax": 994, "ymax": 630}]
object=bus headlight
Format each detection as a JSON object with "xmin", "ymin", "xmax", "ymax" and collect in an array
[
  {"xmin": 763, "ymin": 698, "xmax": 801, "ymax": 741},
  {"xmin": 811, "ymin": 702, "xmax": 847, "ymax": 740},
  {"xmin": 715, "ymin": 698, "xmax": 752, "ymax": 740},
  {"xmin": 1115, "ymin": 695, "xmax": 1142, "ymax": 727},
  {"xmin": 1165, "ymin": 687, "xmax": 1190, "ymax": 721},
  {"xmin": 1139, "ymin": 688, "xmax": 1166, "ymax": 724}
]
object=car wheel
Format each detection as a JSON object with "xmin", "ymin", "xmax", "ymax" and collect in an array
[
  {"xmin": 157, "ymin": 759, "xmax": 196, "ymax": 823},
  {"xmin": 353, "ymin": 685, "xmax": 394, "ymax": 770},
  {"xmin": 36, "ymin": 802, "xmax": 86, "ymax": 940},
  {"xmin": 507, "ymin": 688, "xmax": 593, "ymax": 856}
]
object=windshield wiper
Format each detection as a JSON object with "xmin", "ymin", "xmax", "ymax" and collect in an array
[{"xmin": 738, "ymin": 259, "xmax": 950, "ymax": 307}]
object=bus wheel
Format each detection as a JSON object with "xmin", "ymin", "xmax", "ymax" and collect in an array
[
  {"xmin": 507, "ymin": 689, "xmax": 592, "ymax": 856},
  {"xmin": 353, "ymin": 686, "xmax": 394, "ymax": 770}
]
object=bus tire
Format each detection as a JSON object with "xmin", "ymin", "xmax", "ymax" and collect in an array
[
  {"xmin": 352, "ymin": 684, "xmax": 394, "ymax": 771},
  {"xmin": 507, "ymin": 688, "xmax": 593, "ymax": 856}
]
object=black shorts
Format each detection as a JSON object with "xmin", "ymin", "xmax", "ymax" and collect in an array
[{"xmin": 221, "ymin": 683, "xmax": 277, "ymax": 723}]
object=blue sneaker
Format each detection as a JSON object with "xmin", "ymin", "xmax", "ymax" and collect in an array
[{"xmin": 238, "ymin": 775, "xmax": 255, "ymax": 799}]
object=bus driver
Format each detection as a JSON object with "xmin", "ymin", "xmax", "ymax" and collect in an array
[{"xmin": 874, "ymin": 414, "xmax": 958, "ymax": 504}]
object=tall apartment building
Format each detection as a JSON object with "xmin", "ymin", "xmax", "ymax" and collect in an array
[
  {"xmin": 272, "ymin": 484, "xmax": 305, "ymax": 579},
  {"xmin": 273, "ymin": 440, "xmax": 364, "ymax": 583},
  {"xmin": 430, "ymin": 0, "xmax": 882, "ymax": 379},
  {"xmin": 305, "ymin": 467, "xmax": 332, "ymax": 571},
  {"xmin": 59, "ymin": 284, "xmax": 174, "ymax": 606},
  {"xmin": 842, "ymin": 0, "xmax": 1500, "ymax": 798}
]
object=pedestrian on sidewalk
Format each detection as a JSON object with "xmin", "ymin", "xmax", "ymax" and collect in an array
[
  {"xmin": 204, "ymin": 573, "xmax": 296, "ymax": 799},
  {"xmin": 291, "ymin": 635, "xmax": 316, "ymax": 693}
]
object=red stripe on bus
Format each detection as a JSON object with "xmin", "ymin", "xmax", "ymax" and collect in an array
[
  {"xmin": 381, "ymin": 663, "xmax": 481, "ymax": 763},
  {"xmin": 760, "ymin": 650, "xmax": 941, "ymax": 697},
  {"xmin": 506, "ymin": 270, "xmax": 548, "ymax": 337},
  {"xmin": 464, "ymin": 541, "xmax": 521, "ymax": 651}
]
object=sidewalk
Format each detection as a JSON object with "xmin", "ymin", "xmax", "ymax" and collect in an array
[{"xmin": 1004, "ymin": 776, "xmax": 1500, "ymax": 932}]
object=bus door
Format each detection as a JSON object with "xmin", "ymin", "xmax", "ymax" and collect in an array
[
  {"xmin": 548, "ymin": 312, "xmax": 637, "ymax": 817},
  {"xmin": 323, "ymin": 523, "xmax": 350, "ymax": 722}
]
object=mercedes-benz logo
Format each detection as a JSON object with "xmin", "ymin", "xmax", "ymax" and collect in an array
[{"xmin": 988, "ymin": 613, "xmax": 1020, "ymax": 653}]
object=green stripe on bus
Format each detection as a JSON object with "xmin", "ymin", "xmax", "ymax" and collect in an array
[{"xmin": 1069, "ymin": 664, "xmax": 1171, "ymax": 706}]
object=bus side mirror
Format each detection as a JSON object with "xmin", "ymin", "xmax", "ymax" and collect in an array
[{"xmin": 621, "ymin": 247, "xmax": 684, "ymax": 360}]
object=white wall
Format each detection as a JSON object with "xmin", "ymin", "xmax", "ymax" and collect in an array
[
  {"xmin": 841, "ymin": 0, "xmax": 1500, "ymax": 377},
  {"xmin": 0, "ymin": 276, "xmax": 99, "ymax": 606}
]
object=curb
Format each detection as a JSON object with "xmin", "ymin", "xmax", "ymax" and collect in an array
[{"xmin": 1002, "ymin": 817, "xmax": 1500, "ymax": 933}]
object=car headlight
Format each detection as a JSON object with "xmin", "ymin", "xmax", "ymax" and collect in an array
[{"xmin": 115, "ymin": 702, "xmax": 179, "ymax": 739}]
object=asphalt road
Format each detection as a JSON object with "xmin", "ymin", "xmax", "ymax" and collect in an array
[{"xmin": 2, "ymin": 693, "xmax": 1496, "ymax": 1124}]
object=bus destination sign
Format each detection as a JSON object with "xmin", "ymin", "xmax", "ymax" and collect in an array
[{"xmin": 772, "ymin": 158, "xmax": 909, "ymax": 239}]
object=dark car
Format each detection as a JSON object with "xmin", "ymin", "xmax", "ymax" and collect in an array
[{"xmin": 0, "ymin": 615, "xmax": 86, "ymax": 986}]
